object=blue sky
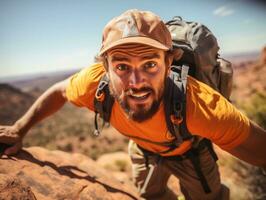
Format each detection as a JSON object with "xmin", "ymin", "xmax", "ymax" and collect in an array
[{"xmin": 0, "ymin": 0, "xmax": 266, "ymax": 78}]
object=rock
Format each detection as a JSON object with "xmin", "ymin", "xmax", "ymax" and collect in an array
[
  {"xmin": 0, "ymin": 174, "xmax": 37, "ymax": 200},
  {"xmin": 232, "ymin": 46, "xmax": 266, "ymax": 105},
  {"xmin": 0, "ymin": 147, "xmax": 138, "ymax": 200},
  {"xmin": 260, "ymin": 46, "xmax": 266, "ymax": 65}
]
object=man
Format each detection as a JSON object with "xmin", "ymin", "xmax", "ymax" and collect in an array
[{"xmin": 0, "ymin": 9, "xmax": 265, "ymax": 200}]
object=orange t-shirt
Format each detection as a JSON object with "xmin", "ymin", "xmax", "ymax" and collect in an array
[{"xmin": 66, "ymin": 63, "xmax": 250, "ymax": 156}]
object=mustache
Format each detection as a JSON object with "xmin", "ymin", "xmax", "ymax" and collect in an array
[{"xmin": 125, "ymin": 87, "xmax": 154, "ymax": 96}]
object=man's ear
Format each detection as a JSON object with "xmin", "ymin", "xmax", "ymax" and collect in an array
[
  {"xmin": 165, "ymin": 48, "xmax": 184, "ymax": 76},
  {"xmin": 172, "ymin": 48, "xmax": 184, "ymax": 61},
  {"xmin": 165, "ymin": 48, "xmax": 184, "ymax": 67},
  {"xmin": 103, "ymin": 56, "xmax": 109, "ymax": 72}
]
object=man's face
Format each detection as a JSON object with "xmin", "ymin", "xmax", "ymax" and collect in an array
[{"xmin": 106, "ymin": 44, "xmax": 169, "ymax": 122}]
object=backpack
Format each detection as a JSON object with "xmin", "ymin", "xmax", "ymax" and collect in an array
[
  {"xmin": 166, "ymin": 16, "xmax": 233, "ymax": 99},
  {"xmin": 93, "ymin": 16, "xmax": 233, "ymax": 193}
]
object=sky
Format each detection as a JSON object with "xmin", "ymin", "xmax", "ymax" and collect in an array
[{"xmin": 0, "ymin": 0, "xmax": 266, "ymax": 78}]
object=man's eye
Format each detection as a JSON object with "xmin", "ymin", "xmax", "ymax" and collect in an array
[
  {"xmin": 117, "ymin": 64, "xmax": 129, "ymax": 71},
  {"xmin": 144, "ymin": 62, "xmax": 157, "ymax": 69}
]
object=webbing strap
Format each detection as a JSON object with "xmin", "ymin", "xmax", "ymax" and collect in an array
[
  {"xmin": 164, "ymin": 67, "xmax": 184, "ymax": 145},
  {"xmin": 179, "ymin": 101, "xmax": 192, "ymax": 140},
  {"xmin": 187, "ymin": 149, "xmax": 211, "ymax": 193},
  {"xmin": 164, "ymin": 65, "xmax": 193, "ymax": 145},
  {"xmin": 93, "ymin": 74, "xmax": 114, "ymax": 136},
  {"xmin": 203, "ymin": 139, "xmax": 218, "ymax": 161},
  {"xmin": 174, "ymin": 65, "xmax": 193, "ymax": 141}
]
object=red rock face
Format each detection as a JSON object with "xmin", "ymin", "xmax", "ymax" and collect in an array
[
  {"xmin": 0, "ymin": 147, "xmax": 138, "ymax": 200},
  {"xmin": 0, "ymin": 175, "xmax": 37, "ymax": 200},
  {"xmin": 260, "ymin": 46, "xmax": 266, "ymax": 65},
  {"xmin": 231, "ymin": 46, "xmax": 266, "ymax": 104}
]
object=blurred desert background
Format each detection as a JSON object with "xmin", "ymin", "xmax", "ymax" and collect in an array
[{"xmin": 0, "ymin": 46, "xmax": 265, "ymax": 199}]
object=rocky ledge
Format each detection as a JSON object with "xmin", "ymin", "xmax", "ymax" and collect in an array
[{"xmin": 0, "ymin": 147, "xmax": 138, "ymax": 200}]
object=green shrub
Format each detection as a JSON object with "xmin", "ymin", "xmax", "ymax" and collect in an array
[
  {"xmin": 115, "ymin": 160, "xmax": 128, "ymax": 172},
  {"xmin": 243, "ymin": 92, "xmax": 266, "ymax": 129}
]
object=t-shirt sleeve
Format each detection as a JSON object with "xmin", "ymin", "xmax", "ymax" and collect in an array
[
  {"xmin": 186, "ymin": 76, "xmax": 251, "ymax": 150},
  {"xmin": 65, "ymin": 63, "xmax": 106, "ymax": 110}
]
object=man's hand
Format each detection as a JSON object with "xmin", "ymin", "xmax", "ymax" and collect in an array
[
  {"xmin": 0, "ymin": 79, "xmax": 69, "ymax": 156},
  {"xmin": 0, "ymin": 125, "xmax": 23, "ymax": 156}
]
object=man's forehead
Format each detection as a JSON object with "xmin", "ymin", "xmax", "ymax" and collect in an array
[
  {"xmin": 110, "ymin": 52, "xmax": 161, "ymax": 63},
  {"xmin": 107, "ymin": 44, "xmax": 164, "ymax": 61}
]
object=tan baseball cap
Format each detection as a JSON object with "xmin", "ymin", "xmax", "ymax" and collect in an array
[{"xmin": 99, "ymin": 9, "xmax": 172, "ymax": 56}]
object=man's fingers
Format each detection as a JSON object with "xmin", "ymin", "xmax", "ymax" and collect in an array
[
  {"xmin": 0, "ymin": 126, "xmax": 20, "ymax": 144},
  {"xmin": 0, "ymin": 126, "xmax": 7, "ymax": 134},
  {"xmin": 4, "ymin": 141, "xmax": 22, "ymax": 156},
  {"xmin": 0, "ymin": 135, "xmax": 15, "ymax": 144},
  {"xmin": 0, "ymin": 126, "xmax": 22, "ymax": 156},
  {"xmin": 0, "ymin": 126, "xmax": 9, "ymax": 132}
]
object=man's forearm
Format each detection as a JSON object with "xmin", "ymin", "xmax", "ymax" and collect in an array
[
  {"xmin": 14, "ymin": 80, "xmax": 68, "ymax": 137},
  {"xmin": 228, "ymin": 121, "xmax": 266, "ymax": 168}
]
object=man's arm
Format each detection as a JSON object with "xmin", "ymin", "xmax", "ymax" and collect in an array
[
  {"xmin": 227, "ymin": 121, "xmax": 266, "ymax": 168},
  {"xmin": 0, "ymin": 79, "xmax": 69, "ymax": 155}
]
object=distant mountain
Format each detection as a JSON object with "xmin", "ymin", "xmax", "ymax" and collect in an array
[
  {"xmin": 231, "ymin": 47, "xmax": 266, "ymax": 104},
  {"xmin": 0, "ymin": 83, "xmax": 34, "ymax": 125},
  {"xmin": 222, "ymin": 50, "xmax": 260, "ymax": 65},
  {"xmin": 0, "ymin": 68, "xmax": 80, "ymax": 92}
]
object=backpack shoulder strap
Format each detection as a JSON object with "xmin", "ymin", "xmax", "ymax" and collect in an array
[
  {"xmin": 164, "ymin": 65, "xmax": 193, "ymax": 146},
  {"xmin": 93, "ymin": 74, "xmax": 114, "ymax": 136},
  {"xmin": 165, "ymin": 66, "xmax": 218, "ymax": 194}
]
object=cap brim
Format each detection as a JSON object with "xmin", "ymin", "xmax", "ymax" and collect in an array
[{"xmin": 99, "ymin": 36, "xmax": 170, "ymax": 56}]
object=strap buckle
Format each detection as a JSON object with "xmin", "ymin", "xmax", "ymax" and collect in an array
[{"xmin": 95, "ymin": 80, "xmax": 108, "ymax": 101}]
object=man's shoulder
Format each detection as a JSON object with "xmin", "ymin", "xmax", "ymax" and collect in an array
[
  {"xmin": 185, "ymin": 75, "xmax": 227, "ymax": 116},
  {"xmin": 78, "ymin": 62, "xmax": 106, "ymax": 80},
  {"xmin": 186, "ymin": 76, "xmax": 221, "ymax": 97},
  {"xmin": 65, "ymin": 62, "xmax": 106, "ymax": 109},
  {"xmin": 70, "ymin": 62, "xmax": 106, "ymax": 88}
]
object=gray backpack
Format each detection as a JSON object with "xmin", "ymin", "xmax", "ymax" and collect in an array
[{"xmin": 166, "ymin": 16, "xmax": 233, "ymax": 99}]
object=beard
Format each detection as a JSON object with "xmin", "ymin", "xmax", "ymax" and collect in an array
[{"xmin": 109, "ymin": 84, "xmax": 164, "ymax": 122}]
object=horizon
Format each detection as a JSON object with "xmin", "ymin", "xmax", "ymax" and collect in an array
[
  {"xmin": 0, "ymin": 49, "xmax": 260, "ymax": 81},
  {"xmin": 1, "ymin": 0, "xmax": 266, "ymax": 78}
]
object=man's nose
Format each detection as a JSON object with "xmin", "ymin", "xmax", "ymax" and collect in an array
[{"xmin": 128, "ymin": 69, "xmax": 145, "ymax": 88}]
